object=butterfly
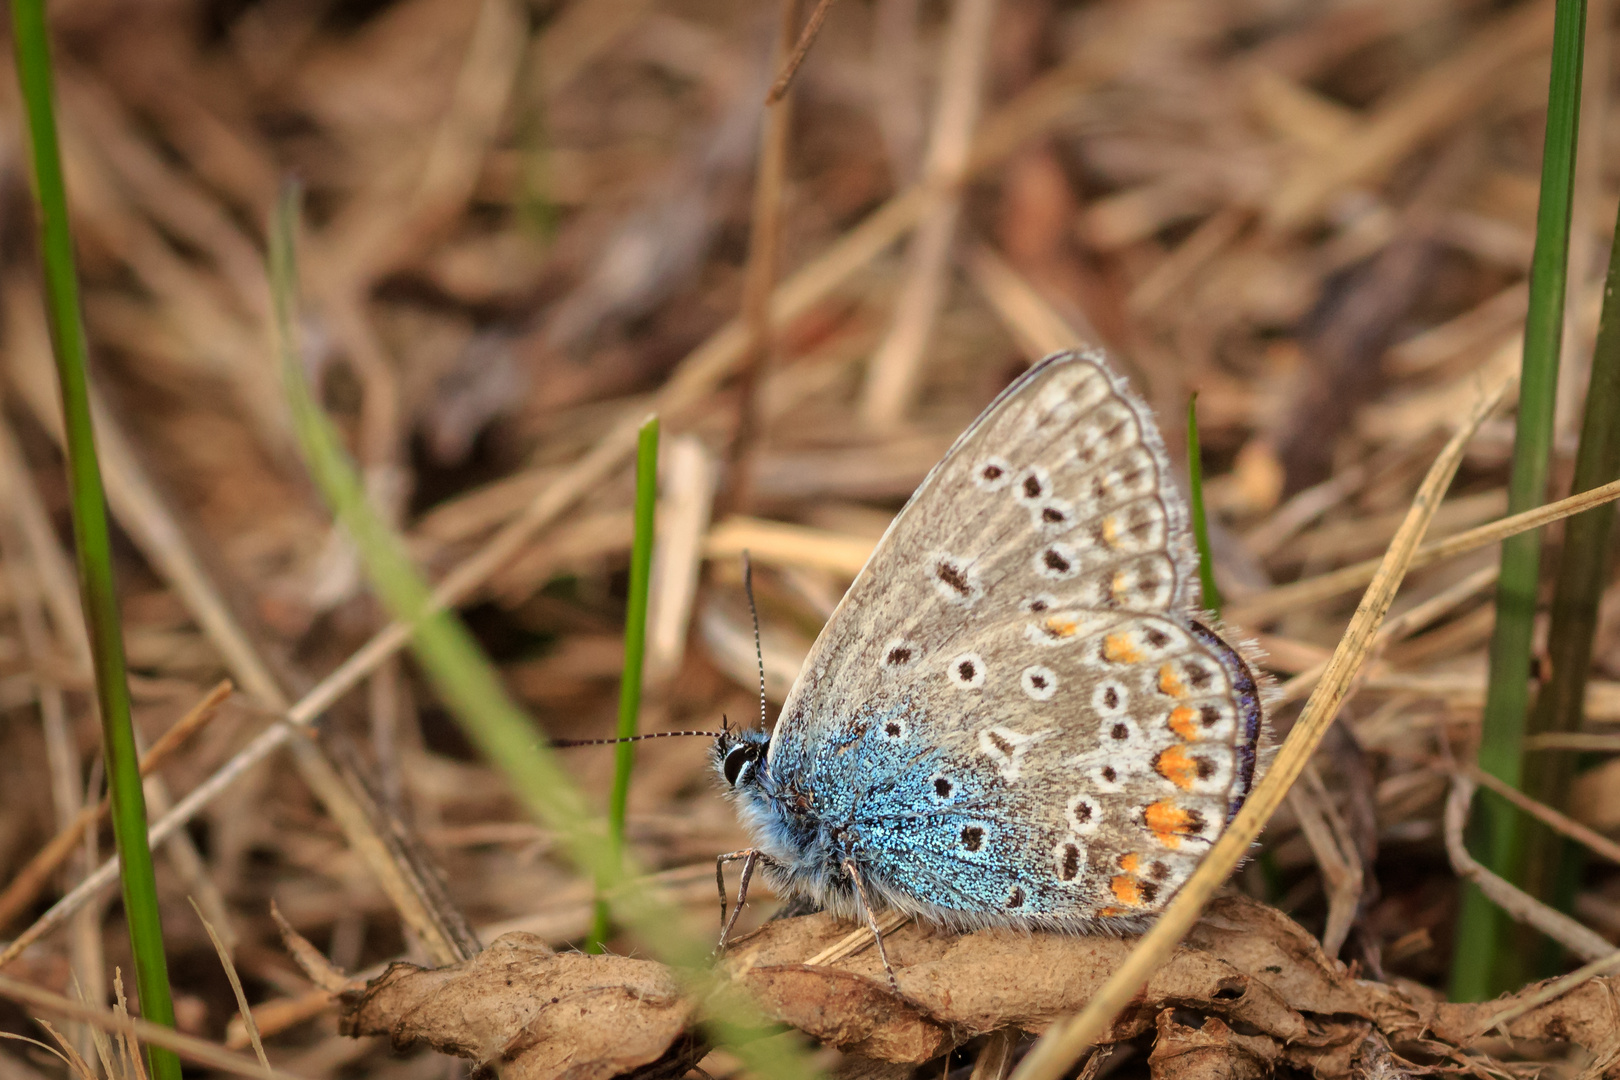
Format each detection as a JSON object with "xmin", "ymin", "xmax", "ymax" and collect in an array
[{"xmin": 709, "ymin": 350, "xmax": 1268, "ymax": 986}]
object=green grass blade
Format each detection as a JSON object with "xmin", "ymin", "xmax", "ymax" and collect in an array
[
  {"xmin": 588, "ymin": 415, "xmax": 659, "ymax": 952},
  {"xmin": 1452, "ymin": 0, "xmax": 1587, "ymax": 1002},
  {"xmin": 1186, "ymin": 393, "xmax": 1222, "ymax": 617},
  {"xmin": 1520, "ymin": 193, "xmax": 1620, "ymax": 924},
  {"xmin": 9, "ymin": 4, "xmax": 181, "ymax": 1076},
  {"xmin": 269, "ymin": 186, "xmax": 818, "ymax": 1079}
]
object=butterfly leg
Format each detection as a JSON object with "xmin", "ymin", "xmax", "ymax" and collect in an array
[
  {"xmin": 714, "ymin": 849, "xmax": 760, "ymax": 951},
  {"xmin": 841, "ymin": 858, "xmax": 900, "ymax": 995}
]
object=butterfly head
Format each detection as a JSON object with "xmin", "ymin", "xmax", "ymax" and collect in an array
[{"xmin": 713, "ymin": 727, "xmax": 770, "ymax": 791}]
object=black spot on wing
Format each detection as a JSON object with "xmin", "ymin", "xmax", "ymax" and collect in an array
[{"xmin": 937, "ymin": 561, "xmax": 971, "ymax": 595}]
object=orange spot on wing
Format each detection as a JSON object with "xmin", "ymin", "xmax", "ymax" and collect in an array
[
  {"xmin": 1118, "ymin": 852, "xmax": 1141, "ymax": 874},
  {"xmin": 1110, "ymin": 875, "xmax": 1144, "ymax": 906},
  {"xmin": 1154, "ymin": 745, "xmax": 1198, "ymax": 790},
  {"xmin": 1045, "ymin": 616, "xmax": 1079, "ymax": 638},
  {"xmin": 1098, "ymin": 906, "xmax": 1128, "ymax": 918},
  {"xmin": 1100, "ymin": 515, "xmax": 1120, "ymax": 549},
  {"xmin": 1111, "ymin": 571, "xmax": 1128, "ymax": 601},
  {"xmin": 1144, "ymin": 800, "xmax": 1198, "ymax": 849},
  {"xmin": 1103, "ymin": 633, "xmax": 1141, "ymax": 664},
  {"xmin": 1168, "ymin": 705, "xmax": 1199, "ymax": 741},
  {"xmin": 1158, "ymin": 663, "xmax": 1186, "ymax": 698}
]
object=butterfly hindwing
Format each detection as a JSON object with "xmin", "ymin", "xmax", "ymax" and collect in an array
[{"xmin": 823, "ymin": 609, "xmax": 1260, "ymax": 927}]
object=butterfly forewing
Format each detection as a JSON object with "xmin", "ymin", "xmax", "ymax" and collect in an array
[{"xmin": 765, "ymin": 350, "xmax": 1264, "ymax": 928}]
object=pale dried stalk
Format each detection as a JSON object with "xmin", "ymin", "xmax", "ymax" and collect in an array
[
  {"xmin": 1286, "ymin": 765, "xmax": 1362, "ymax": 958},
  {"xmin": 706, "ymin": 516, "xmax": 874, "ymax": 576},
  {"xmin": 860, "ymin": 0, "xmax": 1000, "ymax": 428},
  {"xmin": 0, "ymin": 428, "xmax": 102, "ymax": 1059},
  {"xmin": 1475, "ymin": 945, "xmax": 1620, "ymax": 1034},
  {"xmin": 0, "ymin": 971, "xmax": 300, "ymax": 1080},
  {"xmin": 966, "ymin": 244, "xmax": 1086, "ymax": 360},
  {"xmin": 802, "ymin": 910, "xmax": 910, "ymax": 967},
  {"xmin": 647, "ymin": 436, "xmax": 719, "ymax": 682},
  {"xmin": 1228, "ymin": 473, "xmax": 1620, "ymax": 626},
  {"xmin": 1466, "ymin": 765, "xmax": 1620, "ymax": 867},
  {"xmin": 1443, "ymin": 775, "xmax": 1613, "ymax": 961},
  {"xmin": 1270, "ymin": 562, "xmax": 1500, "ymax": 708},
  {"xmin": 1012, "ymin": 371, "xmax": 1514, "ymax": 1080},
  {"xmin": 727, "ymin": 0, "xmax": 802, "ymax": 513},
  {"xmin": 1528, "ymin": 731, "xmax": 1620, "ymax": 749},
  {"xmin": 0, "ymin": 414, "xmax": 89, "ymax": 661},
  {"xmin": 767, "ymin": 0, "xmax": 840, "ymax": 103},
  {"xmin": 188, "ymin": 899, "xmax": 269, "ymax": 1072},
  {"xmin": 970, "ymin": 1029, "xmax": 1017, "ymax": 1080},
  {"xmin": 0, "ymin": 683, "xmax": 232, "ymax": 933}
]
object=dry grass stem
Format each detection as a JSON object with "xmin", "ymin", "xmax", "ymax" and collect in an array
[
  {"xmin": 1443, "ymin": 775, "xmax": 1614, "ymax": 961},
  {"xmin": 0, "ymin": 973, "xmax": 301, "ymax": 1080},
  {"xmin": 1466, "ymin": 765, "xmax": 1620, "ymax": 867},
  {"xmin": 1228, "ymin": 474, "xmax": 1620, "ymax": 625},
  {"xmin": 767, "ymin": 0, "xmax": 840, "ymax": 104},
  {"xmin": 188, "ymin": 899, "xmax": 270, "ymax": 1072},
  {"xmin": 860, "ymin": 0, "xmax": 1000, "ymax": 427},
  {"xmin": 0, "ymin": 680, "xmax": 232, "ymax": 934},
  {"xmin": 966, "ymin": 244, "xmax": 1087, "ymax": 360}
]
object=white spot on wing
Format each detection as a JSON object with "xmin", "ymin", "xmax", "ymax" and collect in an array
[
  {"xmin": 1021, "ymin": 665, "xmax": 1057, "ymax": 701},
  {"xmin": 929, "ymin": 552, "xmax": 983, "ymax": 606},
  {"xmin": 880, "ymin": 638, "xmax": 921, "ymax": 670},
  {"xmin": 978, "ymin": 726, "xmax": 1052, "ymax": 781},
  {"xmin": 974, "ymin": 456, "xmax": 1013, "ymax": 491},
  {"xmin": 1034, "ymin": 542, "xmax": 1081, "ymax": 579},
  {"xmin": 1092, "ymin": 681, "xmax": 1129, "ymax": 714},
  {"xmin": 1053, "ymin": 838, "xmax": 1087, "ymax": 883},
  {"xmin": 1090, "ymin": 762, "xmax": 1127, "ymax": 792},
  {"xmin": 947, "ymin": 652, "xmax": 986, "ymax": 690},
  {"xmin": 1015, "ymin": 466, "xmax": 1052, "ymax": 504},
  {"xmin": 1067, "ymin": 794, "xmax": 1101, "ymax": 835}
]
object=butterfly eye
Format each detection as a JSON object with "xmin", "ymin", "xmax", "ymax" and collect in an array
[{"xmin": 724, "ymin": 744, "xmax": 758, "ymax": 787}]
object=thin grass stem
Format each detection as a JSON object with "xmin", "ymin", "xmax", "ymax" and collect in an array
[
  {"xmin": 588, "ymin": 416, "xmax": 660, "ymax": 951},
  {"xmin": 8, "ymin": 4, "xmax": 180, "ymax": 1076},
  {"xmin": 1519, "ymin": 184, "xmax": 1620, "ymax": 931},
  {"xmin": 1186, "ymin": 393, "xmax": 1222, "ymax": 617},
  {"xmin": 1453, "ymin": 0, "xmax": 1587, "ymax": 1002}
]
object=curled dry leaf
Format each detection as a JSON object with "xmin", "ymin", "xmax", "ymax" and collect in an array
[
  {"xmin": 339, "ymin": 933, "xmax": 699, "ymax": 1080},
  {"xmin": 334, "ymin": 897, "xmax": 1620, "ymax": 1078},
  {"xmin": 1146, "ymin": 1009, "xmax": 1280, "ymax": 1080}
]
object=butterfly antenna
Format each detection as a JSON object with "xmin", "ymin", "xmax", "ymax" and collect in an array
[
  {"xmin": 551, "ymin": 730, "xmax": 725, "ymax": 748},
  {"xmin": 742, "ymin": 551, "xmax": 767, "ymax": 732}
]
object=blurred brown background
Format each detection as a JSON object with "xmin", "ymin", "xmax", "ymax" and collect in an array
[{"xmin": 0, "ymin": 0, "xmax": 1616, "ymax": 1076}]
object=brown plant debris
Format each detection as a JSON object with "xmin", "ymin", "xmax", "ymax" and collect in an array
[
  {"xmin": 340, "ymin": 932, "xmax": 698, "ymax": 1080},
  {"xmin": 336, "ymin": 898, "xmax": 1620, "ymax": 1077}
]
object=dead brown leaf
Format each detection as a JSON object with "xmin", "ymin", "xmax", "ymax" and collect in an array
[
  {"xmin": 335, "ymin": 896, "xmax": 1620, "ymax": 1077},
  {"xmin": 338, "ymin": 932, "xmax": 697, "ymax": 1080}
]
